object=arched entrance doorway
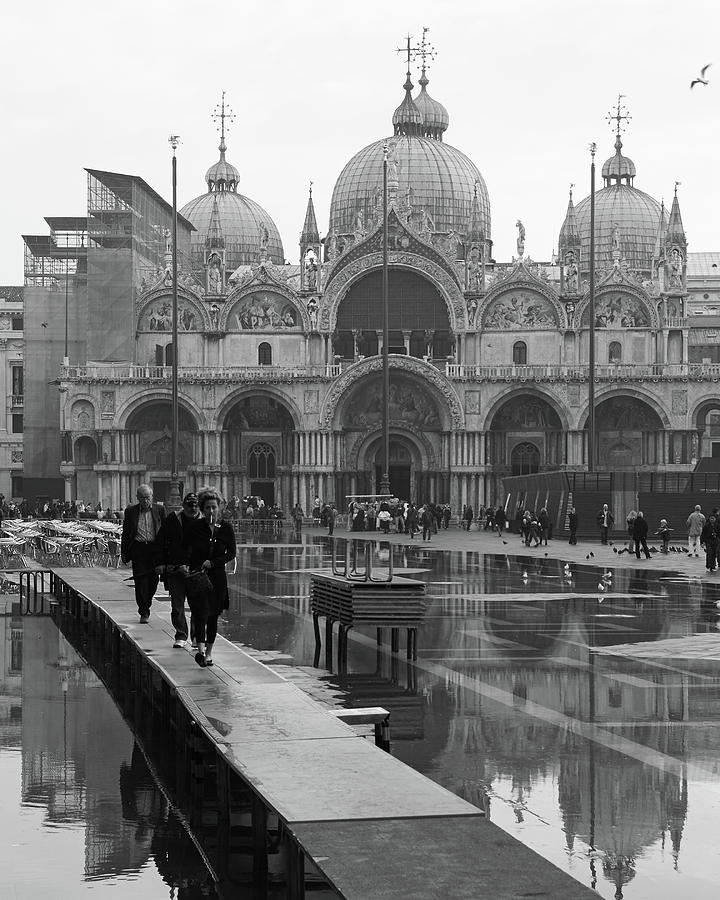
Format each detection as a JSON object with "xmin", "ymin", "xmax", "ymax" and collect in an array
[
  {"xmin": 125, "ymin": 402, "xmax": 198, "ymax": 502},
  {"xmin": 223, "ymin": 395, "xmax": 296, "ymax": 505},
  {"xmin": 338, "ymin": 371, "xmax": 444, "ymax": 502},
  {"xmin": 510, "ymin": 441, "xmax": 540, "ymax": 476},
  {"xmin": 373, "ymin": 440, "xmax": 412, "ymax": 498},
  {"xmin": 334, "ymin": 269, "xmax": 452, "ymax": 360},
  {"xmin": 586, "ymin": 396, "xmax": 665, "ymax": 468}
]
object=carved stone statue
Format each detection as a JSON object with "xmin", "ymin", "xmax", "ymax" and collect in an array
[
  {"xmin": 208, "ymin": 253, "xmax": 223, "ymax": 294},
  {"xmin": 516, "ymin": 220, "xmax": 525, "ymax": 258},
  {"xmin": 668, "ymin": 247, "xmax": 683, "ymax": 288},
  {"xmin": 564, "ymin": 251, "xmax": 578, "ymax": 293},
  {"xmin": 307, "ymin": 296, "xmax": 319, "ymax": 330},
  {"xmin": 304, "ymin": 248, "xmax": 318, "ymax": 290}
]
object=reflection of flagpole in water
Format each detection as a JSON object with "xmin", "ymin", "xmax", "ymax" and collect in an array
[{"xmin": 588, "ymin": 612, "xmax": 597, "ymax": 889}]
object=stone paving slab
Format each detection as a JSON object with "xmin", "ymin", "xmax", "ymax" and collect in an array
[
  {"xmin": 179, "ymin": 681, "xmax": 357, "ymax": 744},
  {"xmin": 290, "ymin": 816, "xmax": 597, "ymax": 900},
  {"xmin": 224, "ymin": 736, "xmax": 481, "ymax": 823}
]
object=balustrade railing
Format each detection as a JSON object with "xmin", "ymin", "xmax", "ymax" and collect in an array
[
  {"xmin": 445, "ymin": 362, "xmax": 717, "ymax": 380},
  {"xmin": 61, "ymin": 363, "xmax": 343, "ymax": 381},
  {"xmin": 57, "ymin": 360, "xmax": 720, "ymax": 384}
]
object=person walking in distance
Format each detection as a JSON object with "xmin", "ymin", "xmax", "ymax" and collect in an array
[
  {"xmin": 701, "ymin": 514, "xmax": 719, "ymax": 572},
  {"xmin": 462, "ymin": 504, "xmax": 474, "ymax": 531},
  {"xmin": 597, "ymin": 504, "xmax": 614, "ymax": 545},
  {"xmin": 154, "ymin": 491, "xmax": 201, "ymax": 648},
  {"xmin": 568, "ymin": 507, "xmax": 578, "ymax": 545},
  {"xmin": 420, "ymin": 504, "xmax": 434, "ymax": 541},
  {"xmin": 538, "ymin": 507, "xmax": 550, "ymax": 546},
  {"xmin": 292, "ymin": 502, "xmax": 304, "ymax": 538},
  {"xmin": 121, "ymin": 483, "xmax": 166, "ymax": 623},
  {"xmin": 687, "ymin": 505, "xmax": 705, "ymax": 557},
  {"xmin": 632, "ymin": 511, "xmax": 651, "ymax": 560},
  {"xmin": 494, "ymin": 504, "xmax": 507, "ymax": 537}
]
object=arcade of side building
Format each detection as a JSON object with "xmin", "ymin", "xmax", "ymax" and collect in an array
[{"xmin": 11, "ymin": 69, "xmax": 720, "ymax": 520}]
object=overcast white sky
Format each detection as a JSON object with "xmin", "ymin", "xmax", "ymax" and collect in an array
[{"xmin": 0, "ymin": 0, "xmax": 717, "ymax": 284}]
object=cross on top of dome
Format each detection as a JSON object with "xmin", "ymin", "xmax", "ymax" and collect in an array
[
  {"xmin": 606, "ymin": 93, "xmax": 632, "ymax": 137},
  {"xmin": 206, "ymin": 91, "xmax": 240, "ymax": 192},
  {"xmin": 212, "ymin": 90, "xmax": 235, "ymax": 151},
  {"xmin": 392, "ymin": 28, "xmax": 449, "ymax": 140},
  {"xmin": 602, "ymin": 94, "xmax": 636, "ymax": 186}
]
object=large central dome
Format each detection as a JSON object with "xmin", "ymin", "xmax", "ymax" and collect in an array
[{"xmin": 328, "ymin": 71, "xmax": 490, "ymax": 242}]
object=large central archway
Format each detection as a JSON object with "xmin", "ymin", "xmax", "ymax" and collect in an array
[
  {"xmin": 221, "ymin": 394, "xmax": 297, "ymax": 506},
  {"xmin": 334, "ymin": 269, "xmax": 452, "ymax": 360}
]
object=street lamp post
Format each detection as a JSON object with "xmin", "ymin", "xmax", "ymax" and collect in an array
[
  {"xmin": 588, "ymin": 142, "xmax": 597, "ymax": 474},
  {"xmin": 380, "ymin": 143, "xmax": 391, "ymax": 496},
  {"xmin": 168, "ymin": 135, "xmax": 182, "ymax": 511}
]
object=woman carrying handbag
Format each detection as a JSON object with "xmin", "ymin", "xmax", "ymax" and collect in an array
[{"xmin": 183, "ymin": 489, "xmax": 237, "ymax": 667}]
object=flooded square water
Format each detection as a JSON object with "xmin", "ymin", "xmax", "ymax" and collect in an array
[
  {"xmin": 223, "ymin": 537, "xmax": 720, "ymax": 900},
  {"xmin": 5, "ymin": 538, "xmax": 720, "ymax": 899}
]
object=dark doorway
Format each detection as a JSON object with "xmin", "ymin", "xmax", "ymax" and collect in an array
[
  {"xmin": 152, "ymin": 480, "xmax": 184, "ymax": 504},
  {"xmin": 510, "ymin": 442, "xmax": 540, "ymax": 476},
  {"xmin": 250, "ymin": 481, "xmax": 275, "ymax": 505},
  {"xmin": 374, "ymin": 440, "xmax": 412, "ymax": 499}
]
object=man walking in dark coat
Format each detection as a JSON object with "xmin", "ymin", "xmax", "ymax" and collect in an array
[
  {"xmin": 632, "ymin": 511, "xmax": 651, "ymax": 560},
  {"xmin": 154, "ymin": 491, "xmax": 201, "ymax": 647},
  {"xmin": 121, "ymin": 483, "xmax": 166, "ymax": 622}
]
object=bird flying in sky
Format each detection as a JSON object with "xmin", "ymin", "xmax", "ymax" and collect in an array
[{"xmin": 691, "ymin": 63, "xmax": 711, "ymax": 88}]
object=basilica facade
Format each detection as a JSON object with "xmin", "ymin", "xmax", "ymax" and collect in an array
[{"xmin": 22, "ymin": 64, "xmax": 720, "ymax": 511}]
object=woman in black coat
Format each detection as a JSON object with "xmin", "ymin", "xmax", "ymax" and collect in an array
[{"xmin": 183, "ymin": 489, "xmax": 237, "ymax": 667}]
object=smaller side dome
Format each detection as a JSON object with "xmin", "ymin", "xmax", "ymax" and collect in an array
[
  {"xmin": 602, "ymin": 135, "xmax": 636, "ymax": 186},
  {"xmin": 414, "ymin": 72, "xmax": 449, "ymax": 140}
]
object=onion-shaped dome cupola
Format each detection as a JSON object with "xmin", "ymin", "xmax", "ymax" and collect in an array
[
  {"xmin": 180, "ymin": 92, "xmax": 284, "ymax": 271},
  {"xmin": 392, "ymin": 72, "xmax": 424, "ymax": 136},
  {"xmin": 328, "ymin": 38, "xmax": 491, "ymax": 247},
  {"xmin": 601, "ymin": 135, "xmax": 637, "ymax": 186},
  {"xmin": 414, "ymin": 70, "xmax": 449, "ymax": 140}
]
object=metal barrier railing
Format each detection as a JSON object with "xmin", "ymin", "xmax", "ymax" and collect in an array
[{"xmin": 0, "ymin": 568, "xmax": 54, "ymax": 615}]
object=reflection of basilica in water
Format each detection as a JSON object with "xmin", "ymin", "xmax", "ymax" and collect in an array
[
  {"xmin": 19, "ymin": 40, "xmax": 720, "ymax": 509},
  {"xmin": 226, "ymin": 545, "xmax": 720, "ymax": 896}
]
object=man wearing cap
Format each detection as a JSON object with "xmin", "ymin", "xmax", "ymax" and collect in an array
[
  {"xmin": 154, "ymin": 492, "xmax": 201, "ymax": 647},
  {"xmin": 121, "ymin": 484, "xmax": 167, "ymax": 623}
]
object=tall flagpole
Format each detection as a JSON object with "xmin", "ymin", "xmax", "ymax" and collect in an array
[
  {"xmin": 168, "ymin": 134, "xmax": 182, "ymax": 510},
  {"xmin": 588, "ymin": 142, "xmax": 597, "ymax": 474},
  {"xmin": 380, "ymin": 143, "xmax": 391, "ymax": 496}
]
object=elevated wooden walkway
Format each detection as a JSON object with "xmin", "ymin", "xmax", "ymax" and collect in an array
[{"xmin": 50, "ymin": 567, "xmax": 596, "ymax": 900}]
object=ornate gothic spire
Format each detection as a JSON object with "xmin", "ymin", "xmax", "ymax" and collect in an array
[{"xmin": 300, "ymin": 181, "xmax": 320, "ymax": 245}]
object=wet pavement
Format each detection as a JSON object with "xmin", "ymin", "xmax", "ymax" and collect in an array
[{"xmin": 223, "ymin": 525, "xmax": 720, "ymax": 900}]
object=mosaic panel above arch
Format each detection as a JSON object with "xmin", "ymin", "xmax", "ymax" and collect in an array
[
  {"xmin": 579, "ymin": 289, "xmax": 652, "ymax": 328},
  {"xmin": 489, "ymin": 396, "xmax": 563, "ymax": 430},
  {"xmin": 593, "ymin": 396, "xmax": 663, "ymax": 430},
  {"xmin": 137, "ymin": 297, "xmax": 203, "ymax": 332},
  {"xmin": 342, "ymin": 374, "xmax": 442, "ymax": 431},
  {"xmin": 482, "ymin": 289, "xmax": 560, "ymax": 330},
  {"xmin": 321, "ymin": 356, "xmax": 464, "ymax": 430},
  {"xmin": 224, "ymin": 396, "xmax": 296, "ymax": 430},
  {"xmin": 226, "ymin": 290, "xmax": 301, "ymax": 331}
]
